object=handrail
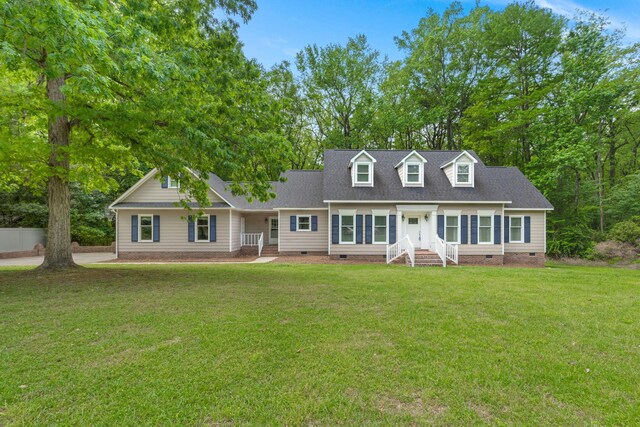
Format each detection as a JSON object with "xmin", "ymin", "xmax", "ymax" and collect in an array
[
  {"xmin": 241, "ymin": 232, "xmax": 262, "ymax": 246},
  {"xmin": 434, "ymin": 237, "xmax": 446, "ymax": 267},
  {"xmin": 257, "ymin": 232, "xmax": 264, "ymax": 257},
  {"xmin": 386, "ymin": 235, "xmax": 414, "ymax": 267},
  {"xmin": 435, "ymin": 237, "xmax": 459, "ymax": 267}
]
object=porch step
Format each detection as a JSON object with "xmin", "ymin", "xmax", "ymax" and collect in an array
[
  {"xmin": 260, "ymin": 245, "xmax": 279, "ymax": 255},
  {"xmin": 408, "ymin": 250, "xmax": 443, "ymax": 267}
]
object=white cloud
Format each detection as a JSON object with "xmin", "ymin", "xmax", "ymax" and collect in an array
[{"xmin": 533, "ymin": 0, "xmax": 640, "ymax": 42}]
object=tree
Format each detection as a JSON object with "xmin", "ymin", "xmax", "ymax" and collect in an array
[
  {"xmin": 0, "ymin": 0, "xmax": 289, "ymax": 269},
  {"xmin": 394, "ymin": 2, "xmax": 491, "ymax": 150},
  {"xmin": 296, "ymin": 35, "xmax": 383, "ymax": 149}
]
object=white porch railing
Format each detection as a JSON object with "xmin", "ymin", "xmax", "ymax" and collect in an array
[
  {"xmin": 434, "ymin": 237, "xmax": 458, "ymax": 267},
  {"xmin": 386, "ymin": 235, "xmax": 415, "ymax": 267},
  {"xmin": 257, "ymin": 233, "xmax": 264, "ymax": 257},
  {"xmin": 241, "ymin": 232, "xmax": 264, "ymax": 256}
]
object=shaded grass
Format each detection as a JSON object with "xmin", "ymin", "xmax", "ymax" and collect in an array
[{"xmin": 0, "ymin": 264, "xmax": 639, "ymax": 425}]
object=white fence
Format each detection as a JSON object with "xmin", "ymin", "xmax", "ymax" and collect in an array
[{"xmin": 0, "ymin": 228, "xmax": 46, "ymax": 253}]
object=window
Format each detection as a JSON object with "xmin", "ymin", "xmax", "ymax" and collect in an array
[
  {"xmin": 406, "ymin": 163, "xmax": 421, "ymax": 184},
  {"xmin": 457, "ymin": 164, "xmax": 470, "ymax": 183},
  {"xmin": 445, "ymin": 216, "xmax": 459, "ymax": 243},
  {"xmin": 167, "ymin": 176, "xmax": 179, "ymax": 188},
  {"xmin": 479, "ymin": 215, "xmax": 493, "ymax": 244},
  {"xmin": 408, "ymin": 217, "xmax": 419, "ymax": 225},
  {"xmin": 196, "ymin": 216, "xmax": 209, "ymax": 242},
  {"xmin": 340, "ymin": 215, "xmax": 355, "ymax": 243},
  {"xmin": 355, "ymin": 163, "xmax": 371, "ymax": 184},
  {"xmin": 139, "ymin": 215, "xmax": 153, "ymax": 242},
  {"xmin": 373, "ymin": 215, "xmax": 387, "ymax": 243},
  {"xmin": 297, "ymin": 215, "xmax": 310, "ymax": 231},
  {"xmin": 510, "ymin": 216, "xmax": 523, "ymax": 243}
]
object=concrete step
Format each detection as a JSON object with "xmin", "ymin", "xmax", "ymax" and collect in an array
[{"xmin": 414, "ymin": 262, "xmax": 444, "ymax": 267}]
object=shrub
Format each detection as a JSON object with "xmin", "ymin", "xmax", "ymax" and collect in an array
[
  {"xmin": 608, "ymin": 219, "xmax": 640, "ymax": 247},
  {"xmin": 592, "ymin": 241, "xmax": 638, "ymax": 262},
  {"xmin": 547, "ymin": 223, "xmax": 594, "ymax": 258},
  {"xmin": 71, "ymin": 225, "xmax": 113, "ymax": 246}
]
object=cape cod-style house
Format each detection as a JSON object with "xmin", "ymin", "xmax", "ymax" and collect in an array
[{"xmin": 109, "ymin": 150, "xmax": 553, "ymax": 266}]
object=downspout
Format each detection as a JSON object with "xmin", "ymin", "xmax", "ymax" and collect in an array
[{"xmin": 327, "ymin": 202, "xmax": 331, "ymax": 255}]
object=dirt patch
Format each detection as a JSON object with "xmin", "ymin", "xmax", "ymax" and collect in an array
[
  {"xmin": 468, "ymin": 402, "xmax": 493, "ymax": 422},
  {"xmin": 377, "ymin": 393, "xmax": 447, "ymax": 417}
]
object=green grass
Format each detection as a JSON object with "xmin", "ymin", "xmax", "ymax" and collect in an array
[{"xmin": 1, "ymin": 264, "xmax": 639, "ymax": 426}]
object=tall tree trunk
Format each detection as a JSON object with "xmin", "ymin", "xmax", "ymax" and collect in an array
[{"xmin": 39, "ymin": 75, "xmax": 77, "ymax": 269}]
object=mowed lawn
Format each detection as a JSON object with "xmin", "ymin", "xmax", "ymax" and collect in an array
[{"xmin": 1, "ymin": 264, "xmax": 639, "ymax": 426}]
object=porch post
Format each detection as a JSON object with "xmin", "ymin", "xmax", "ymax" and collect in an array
[{"xmin": 431, "ymin": 209, "xmax": 438, "ymax": 247}]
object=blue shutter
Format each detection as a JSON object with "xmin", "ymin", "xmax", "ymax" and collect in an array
[
  {"xmin": 131, "ymin": 215, "xmax": 138, "ymax": 242},
  {"xmin": 188, "ymin": 216, "xmax": 195, "ymax": 242},
  {"xmin": 389, "ymin": 214, "xmax": 397, "ymax": 244},
  {"xmin": 504, "ymin": 216, "xmax": 510, "ymax": 243},
  {"xmin": 437, "ymin": 215, "xmax": 444, "ymax": 239},
  {"xmin": 460, "ymin": 215, "xmax": 468, "ymax": 244},
  {"xmin": 209, "ymin": 215, "xmax": 216, "ymax": 242},
  {"xmin": 153, "ymin": 215, "xmax": 160, "ymax": 242},
  {"xmin": 311, "ymin": 215, "xmax": 318, "ymax": 232},
  {"xmin": 365, "ymin": 215, "xmax": 372, "ymax": 244},
  {"xmin": 494, "ymin": 215, "xmax": 501, "ymax": 244},
  {"xmin": 471, "ymin": 215, "xmax": 478, "ymax": 244},
  {"xmin": 331, "ymin": 214, "xmax": 339, "ymax": 244},
  {"xmin": 524, "ymin": 216, "xmax": 531, "ymax": 243},
  {"xmin": 290, "ymin": 215, "xmax": 296, "ymax": 232},
  {"xmin": 161, "ymin": 176, "xmax": 168, "ymax": 188},
  {"xmin": 356, "ymin": 215, "xmax": 363, "ymax": 244}
]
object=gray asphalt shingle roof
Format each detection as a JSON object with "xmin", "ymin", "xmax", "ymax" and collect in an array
[
  {"xmin": 208, "ymin": 170, "xmax": 326, "ymax": 209},
  {"xmin": 322, "ymin": 150, "xmax": 552, "ymax": 209},
  {"xmin": 112, "ymin": 202, "xmax": 230, "ymax": 208}
]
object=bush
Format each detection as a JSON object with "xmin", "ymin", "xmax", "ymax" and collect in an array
[
  {"xmin": 547, "ymin": 223, "xmax": 594, "ymax": 258},
  {"xmin": 71, "ymin": 225, "xmax": 113, "ymax": 246},
  {"xmin": 592, "ymin": 241, "xmax": 638, "ymax": 262},
  {"xmin": 608, "ymin": 218, "xmax": 640, "ymax": 247}
]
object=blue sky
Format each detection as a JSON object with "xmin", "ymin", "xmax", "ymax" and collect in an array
[{"xmin": 237, "ymin": 0, "xmax": 640, "ymax": 68}]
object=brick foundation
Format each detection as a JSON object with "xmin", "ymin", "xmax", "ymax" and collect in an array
[
  {"xmin": 329, "ymin": 254, "xmax": 388, "ymax": 263},
  {"xmin": 457, "ymin": 255, "xmax": 504, "ymax": 266},
  {"xmin": 118, "ymin": 250, "xmax": 241, "ymax": 260},
  {"xmin": 278, "ymin": 251, "xmax": 328, "ymax": 256},
  {"xmin": 71, "ymin": 242, "xmax": 115, "ymax": 253},
  {"xmin": 504, "ymin": 252, "xmax": 545, "ymax": 267}
]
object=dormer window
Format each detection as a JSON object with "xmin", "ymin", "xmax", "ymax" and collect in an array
[
  {"xmin": 349, "ymin": 150, "xmax": 376, "ymax": 187},
  {"xmin": 406, "ymin": 163, "xmax": 422, "ymax": 184},
  {"xmin": 395, "ymin": 151, "xmax": 427, "ymax": 187},
  {"xmin": 355, "ymin": 163, "xmax": 371, "ymax": 184},
  {"xmin": 456, "ymin": 164, "xmax": 470, "ymax": 184},
  {"xmin": 441, "ymin": 150, "xmax": 477, "ymax": 187}
]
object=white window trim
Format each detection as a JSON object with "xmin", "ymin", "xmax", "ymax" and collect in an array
[
  {"xmin": 339, "ymin": 214, "xmax": 356, "ymax": 244},
  {"xmin": 509, "ymin": 215, "xmax": 524, "ymax": 243},
  {"xmin": 478, "ymin": 214, "xmax": 494, "ymax": 245},
  {"xmin": 167, "ymin": 176, "xmax": 180, "ymax": 189},
  {"xmin": 353, "ymin": 161, "xmax": 373, "ymax": 187},
  {"xmin": 372, "ymin": 214, "xmax": 388, "ymax": 245},
  {"xmin": 404, "ymin": 162, "xmax": 423, "ymax": 186},
  {"xmin": 139, "ymin": 214, "xmax": 154, "ymax": 243},
  {"xmin": 195, "ymin": 215, "xmax": 210, "ymax": 242},
  {"xmin": 297, "ymin": 215, "xmax": 311, "ymax": 232},
  {"xmin": 445, "ymin": 214, "xmax": 461, "ymax": 244},
  {"xmin": 455, "ymin": 162, "xmax": 474, "ymax": 186}
]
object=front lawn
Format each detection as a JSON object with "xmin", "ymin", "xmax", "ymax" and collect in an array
[{"xmin": 1, "ymin": 264, "xmax": 638, "ymax": 425}]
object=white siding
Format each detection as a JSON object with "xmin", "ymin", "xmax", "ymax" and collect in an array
[
  {"xmin": 230, "ymin": 210, "xmax": 242, "ymax": 251},
  {"xmin": 123, "ymin": 171, "xmax": 224, "ymax": 204},
  {"xmin": 279, "ymin": 210, "xmax": 329, "ymax": 252},
  {"xmin": 504, "ymin": 210, "xmax": 546, "ymax": 253},
  {"xmin": 443, "ymin": 164, "xmax": 455, "ymax": 186},
  {"xmin": 117, "ymin": 209, "xmax": 231, "ymax": 252},
  {"xmin": 437, "ymin": 204, "xmax": 503, "ymax": 256},
  {"xmin": 330, "ymin": 204, "xmax": 397, "ymax": 255}
]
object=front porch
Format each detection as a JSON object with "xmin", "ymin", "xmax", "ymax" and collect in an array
[{"xmin": 239, "ymin": 212, "xmax": 279, "ymax": 256}]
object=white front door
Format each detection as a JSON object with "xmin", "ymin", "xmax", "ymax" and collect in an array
[
  {"xmin": 269, "ymin": 216, "xmax": 278, "ymax": 245},
  {"xmin": 406, "ymin": 216, "xmax": 421, "ymax": 247}
]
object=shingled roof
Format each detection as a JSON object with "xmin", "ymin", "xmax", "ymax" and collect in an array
[
  {"xmin": 322, "ymin": 150, "xmax": 552, "ymax": 209},
  {"xmin": 207, "ymin": 170, "xmax": 326, "ymax": 209}
]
